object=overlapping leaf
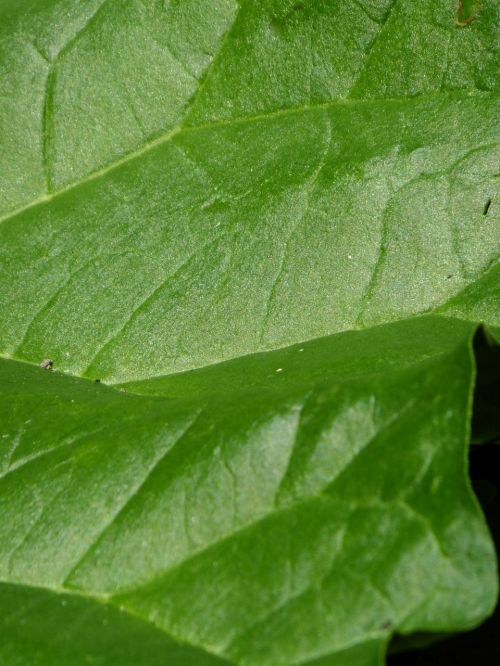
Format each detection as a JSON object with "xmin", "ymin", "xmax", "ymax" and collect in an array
[
  {"xmin": 0, "ymin": 317, "xmax": 496, "ymax": 664},
  {"xmin": 0, "ymin": 0, "xmax": 499, "ymax": 664}
]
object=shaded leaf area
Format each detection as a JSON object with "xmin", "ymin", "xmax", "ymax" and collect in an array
[
  {"xmin": 0, "ymin": 582, "xmax": 228, "ymax": 666},
  {"xmin": 437, "ymin": 262, "xmax": 500, "ymax": 336},
  {"xmin": 0, "ymin": 316, "xmax": 496, "ymax": 665}
]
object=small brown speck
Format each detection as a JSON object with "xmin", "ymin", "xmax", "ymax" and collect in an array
[
  {"xmin": 455, "ymin": 0, "xmax": 480, "ymax": 26},
  {"xmin": 39, "ymin": 359, "xmax": 53, "ymax": 370},
  {"xmin": 380, "ymin": 620, "xmax": 393, "ymax": 631}
]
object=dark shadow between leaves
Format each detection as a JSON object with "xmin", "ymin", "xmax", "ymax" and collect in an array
[{"xmin": 471, "ymin": 326, "xmax": 500, "ymax": 445}]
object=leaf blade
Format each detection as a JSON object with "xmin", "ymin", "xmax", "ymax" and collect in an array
[{"xmin": 0, "ymin": 317, "xmax": 496, "ymax": 664}]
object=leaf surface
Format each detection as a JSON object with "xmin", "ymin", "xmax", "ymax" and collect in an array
[
  {"xmin": 0, "ymin": 317, "xmax": 497, "ymax": 664},
  {"xmin": 0, "ymin": 0, "xmax": 499, "ymax": 664},
  {"xmin": 0, "ymin": 0, "xmax": 498, "ymax": 381}
]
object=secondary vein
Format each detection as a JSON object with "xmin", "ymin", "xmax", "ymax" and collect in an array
[{"xmin": 0, "ymin": 90, "xmax": 488, "ymax": 227}]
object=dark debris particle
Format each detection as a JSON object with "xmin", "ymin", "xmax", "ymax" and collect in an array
[
  {"xmin": 94, "ymin": 379, "xmax": 101, "ymax": 384},
  {"xmin": 39, "ymin": 359, "xmax": 53, "ymax": 370},
  {"xmin": 447, "ymin": 274, "xmax": 453, "ymax": 279},
  {"xmin": 483, "ymin": 198, "xmax": 492, "ymax": 215},
  {"xmin": 380, "ymin": 620, "xmax": 393, "ymax": 631}
]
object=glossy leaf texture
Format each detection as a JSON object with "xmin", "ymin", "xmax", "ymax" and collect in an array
[{"xmin": 0, "ymin": 0, "xmax": 499, "ymax": 664}]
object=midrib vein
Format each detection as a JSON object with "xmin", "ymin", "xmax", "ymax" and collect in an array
[
  {"xmin": 0, "ymin": 576, "xmax": 383, "ymax": 665},
  {"xmin": 0, "ymin": 578, "xmax": 235, "ymax": 664},
  {"xmin": 0, "ymin": 90, "xmax": 486, "ymax": 227}
]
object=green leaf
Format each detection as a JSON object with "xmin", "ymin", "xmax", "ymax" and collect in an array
[
  {"xmin": 0, "ymin": 0, "xmax": 499, "ymax": 381},
  {"xmin": 0, "ymin": 316, "xmax": 497, "ymax": 664},
  {"xmin": 0, "ymin": 582, "xmax": 229, "ymax": 666},
  {"xmin": 0, "ymin": 0, "xmax": 499, "ymax": 664}
]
